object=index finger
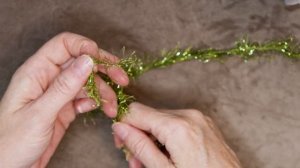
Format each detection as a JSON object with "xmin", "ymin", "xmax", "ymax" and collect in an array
[
  {"xmin": 122, "ymin": 102, "xmax": 171, "ymax": 144},
  {"xmin": 36, "ymin": 32, "xmax": 129, "ymax": 86},
  {"xmin": 34, "ymin": 32, "xmax": 100, "ymax": 66}
]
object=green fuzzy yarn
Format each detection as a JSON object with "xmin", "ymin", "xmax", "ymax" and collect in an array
[{"xmin": 85, "ymin": 38, "xmax": 300, "ymax": 121}]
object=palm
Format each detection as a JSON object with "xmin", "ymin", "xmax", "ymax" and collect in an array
[{"xmin": 32, "ymin": 102, "xmax": 76, "ymax": 168}]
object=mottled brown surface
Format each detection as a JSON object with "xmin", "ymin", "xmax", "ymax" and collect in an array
[{"xmin": 1, "ymin": 0, "xmax": 300, "ymax": 167}]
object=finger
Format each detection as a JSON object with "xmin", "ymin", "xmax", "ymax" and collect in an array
[
  {"xmin": 34, "ymin": 32, "xmax": 99, "ymax": 66},
  {"xmin": 112, "ymin": 123, "xmax": 173, "ymax": 168},
  {"xmin": 33, "ymin": 55, "xmax": 93, "ymax": 121},
  {"xmin": 75, "ymin": 74, "xmax": 119, "ymax": 116},
  {"xmin": 98, "ymin": 65, "xmax": 129, "ymax": 86},
  {"xmin": 159, "ymin": 109, "xmax": 203, "ymax": 121},
  {"xmin": 122, "ymin": 102, "xmax": 170, "ymax": 144},
  {"xmin": 1, "ymin": 33, "xmax": 99, "ymax": 113},
  {"xmin": 129, "ymin": 157, "xmax": 143, "ymax": 168},
  {"xmin": 75, "ymin": 88, "xmax": 88, "ymax": 99},
  {"xmin": 124, "ymin": 104, "xmax": 208, "ymax": 168},
  {"xmin": 74, "ymin": 98, "xmax": 98, "ymax": 114},
  {"xmin": 113, "ymin": 134, "xmax": 124, "ymax": 149},
  {"xmin": 97, "ymin": 49, "xmax": 129, "ymax": 86},
  {"xmin": 106, "ymin": 66, "xmax": 129, "ymax": 86},
  {"xmin": 98, "ymin": 48, "xmax": 120, "ymax": 64},
  {"xmin": 60, "ymin": 57, "xmax": 75, "ymax": 70},
  {"xmin": 123, "ymin": 103, "xmax": 201, "ymax": 151},
  {"xmin": 95, "ymin": 76, "xmax": 118, "ymax": 118}
]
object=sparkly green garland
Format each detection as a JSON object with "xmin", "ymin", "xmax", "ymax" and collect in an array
[{"xmin": 85, "ymin": 38, "xmax": 300, "ymax": 121}]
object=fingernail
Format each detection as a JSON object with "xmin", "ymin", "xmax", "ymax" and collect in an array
[
  {"xmin": 112, "ymin": 123, "xmax": 128, "ymax": 141},
  {"xmin": 73, "ymin": 55, "xmax": 93, "ymax": 76},
  {"xmin": 108, "ymin": 106, "xmax": 117, "ymax": 118},
  {"xmin": 77, "ymin": 105, "xmax": 83, "ymax": 113},
  {"xmin": 101, "ymin": 98, "xmax": 109, "ymax": 103},
  {"xmin": 117, "ymin": 75, "xmax": 128, "ymax": 84}
]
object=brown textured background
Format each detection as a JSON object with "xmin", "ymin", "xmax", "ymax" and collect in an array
[{"xmin": 1, "ymin": 0, "xmax": 300, "ymax": 167}]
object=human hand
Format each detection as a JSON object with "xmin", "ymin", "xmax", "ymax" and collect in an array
[
  {"xmin": 112, "ymin": 103, "xmax": 241, "ymax": 168},
  {"xmin": 0, "ymin": 32, "xmax": 129, "ymax": 168}
]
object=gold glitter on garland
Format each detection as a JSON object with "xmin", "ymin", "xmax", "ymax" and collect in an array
[{"xmin": 87, "ymin": 38, "xmax": 300, "ymax": 121}]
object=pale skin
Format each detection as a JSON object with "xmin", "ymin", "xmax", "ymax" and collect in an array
[
  {"xmin": 115, "ymin": 103, "xmax": 241, "ymax": 168},
  {"xmin": 0, "ymin": 32, "xmax": 241, "ymax": 168}
]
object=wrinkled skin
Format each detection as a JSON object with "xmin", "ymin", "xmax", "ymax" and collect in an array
[{"xmin": 113, "ymin": 103, "xmax": 241, "ymax": 168}]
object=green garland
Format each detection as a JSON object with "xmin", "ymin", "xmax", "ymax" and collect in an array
[{"xmin": 85, "ymin": 38, "xmax": 300, "ymax": 121}]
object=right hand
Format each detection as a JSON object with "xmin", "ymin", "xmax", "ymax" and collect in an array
[{"xmin": 112, "ymin": 103, "xmax": 241, "ymax": 168}]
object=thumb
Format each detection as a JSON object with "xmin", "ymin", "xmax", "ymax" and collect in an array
[
  {"xmin": 33, "ymin": 55, "xmax": 94, "ymax": 120},
  {"xmin": 112, "ymin": 122, "xmax": 174, "ymax": 168}
]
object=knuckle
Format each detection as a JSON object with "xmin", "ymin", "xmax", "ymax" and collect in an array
[
  {"xmin": 205, "ymin": 116, "xmax": 213, "ymax": 123},
  {"xmin": 184, "ymin": 109, "xmax": 209, "ymax": 126},
  {"xmin": 130, "ymin": 137, "xmax": 147, "ymax": 158},
  {"xmin": 162, "ymin": 118, "xmax": 192, "ymax": 139},
  {"xmin": 186, "ymin": 109, "xmax": 204, "ymax": 119},
  {"xmin": 173, "ymin": 118, "xmax": 204, "ymax": 142},
  {"xmin": 174, "ymin": 119, "xmax": 192, "ymax": 133},
  {"xmin": 53, "ymin": 74, "xmax": 72, "ymax": 95},
  {"xmin": 57, "ymin": 31, "xmax": 73, "ymax": 38},
  {"xmin": 80, "ymin": 38, "xmax": 98, "ymax": 54},
  {"xmin": 89, "ymin": 40, "xmax": 98, "ymax": 49},
  {"xmin": 11, "ymin": 67, "xmax": 27, "ymax": 82},
  {"xmin": 185, "ymin": 109, "xmax": 212, "ymax": 131}
]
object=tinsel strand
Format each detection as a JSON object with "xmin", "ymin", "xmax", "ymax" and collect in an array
[{"xmin": 85, "ymin": 38, "xmax": 300, "ymax": 121}]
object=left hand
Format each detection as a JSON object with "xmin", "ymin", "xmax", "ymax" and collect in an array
[{"xmin": 0, "ymin": 32, "xmax": 129, "ymax": 168}]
